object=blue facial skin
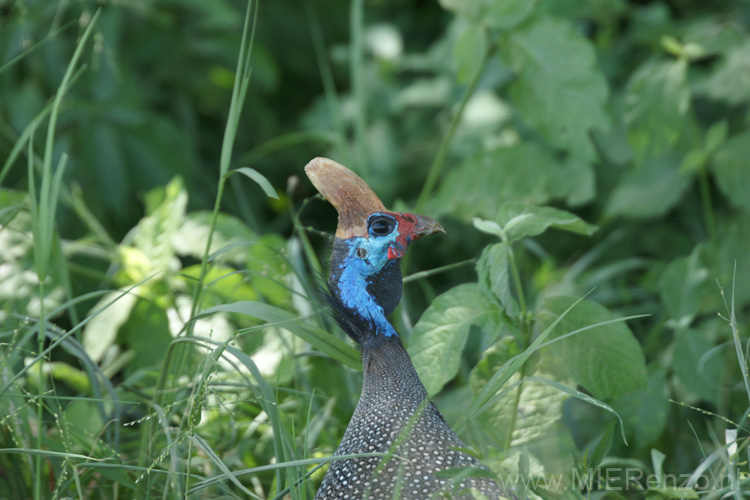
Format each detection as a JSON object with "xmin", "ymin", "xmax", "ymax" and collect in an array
[{"xmin": 335, "ymin": 218, "xmax": 401, "ymax": 337}]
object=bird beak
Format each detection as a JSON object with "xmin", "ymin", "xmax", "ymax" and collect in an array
[{"xmin": 409, "ymin": 214, "xmax": 446, "ymax": 240}]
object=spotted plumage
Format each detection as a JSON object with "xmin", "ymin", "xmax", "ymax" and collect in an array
[{"xmin": 306, "ymin": 158, "xmax": 513, "ymax": 500}]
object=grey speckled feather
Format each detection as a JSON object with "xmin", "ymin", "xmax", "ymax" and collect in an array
[{"xmin": 314, "ymin": 336, "xmax": 512, "ymax": 500}]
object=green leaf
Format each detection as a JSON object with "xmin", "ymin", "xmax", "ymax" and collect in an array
[
  {"xmin": 82, "ymin": 291, "xmax": 138, "ymax": 363},
  {"xmin": 476, "ymin": 243, "xmax": 519, "ymax": 316},
  {"xmin": 701, "ymin": 214, "xmax": 750, "ymax": 307},
  {"xmin": 63, "ymin": 400, "xmax": 105, "ymax": 450},
  {"xmin": 589, "ymin": 422, "xmax": 616, "ymax": 470},
  {"xmin": 468, "ymin": 339, "xmax": 571, "ymax": 448},
  {"xmin": 502, "ymin": 17, "xmax": 610, "ymax": 161},
  {"xmin": 624, "ymin": 60, "xmax": 691, "ymax": 162},
  {"xmin": 439, "ymin": 0, "xmax": 535, "ymax": 29},
  {"xmin": 651, "ymin": 448, "xmax": 666, "ymax": 483},
  {"xmin": 537, "ymin": 296, "xmax": 647, "ymax": 399},
  {"xmin": 181, "ymin": 264, "xmax": 258, "ymax": 302},
  {"xmin": 472, "ymin": 218, "xmax": 505, "ymax": 240},
  {"xmin": 658, "ymin": 249, "xmax": 710, "ymax": 323},
  {"xmin": 711, "ymin": 129, "xmax": 750, "ymax": 213},
  {"xmin": 408, "ymin": 283, "xmax": 501, "ymax": 396},
  {"xmin": 611, "ymin": 368, "xmax": 669, "ymax": 448},
  {"xmin": 173, "ymin": 211, "xmax": 256, "ymax": 264},
  {"xmin": 125, "ymin": 176, "xmax": 188, "ymax": 277},
  {"xmin": 463, "ymin": 294, "xmax": 592, "ymax": 425},
  {"xmin": 605, "ymin": 154, "xmax": 692, "ymax": 218},
  {"xmin": 430, "ymin": 144, "xmax": 594, "ymax": 220},
  {"xmin": 246, "ymin": 233, "xmax": 292, "ymax": 305},
  {"xmin": 483, "ymin": 0, "xmax": 536, "ymax": 29},
  {"xmin": 232, "ymin": 167, "xmax": 280, "ymax": 199},
  {"xmin": 47, "ymin": 362, "xmax": 90, "ymax": 392},
  {"xmin": 454, "ymin": 22, "xmax": 487, "ymax": 85},
  {"xmin": 496, "ymin": 203, "xmax": 597, "ymax": 242},
  {"xmin": 703, "ymin": 40, "xmax": 750, "ymax": 105},
  {"xmin": 120, "ymin": 299, "xmax": 173, "ymax": 373},
  {"xmin": 672, "ymin": 326, "xmax": 724, "ymax": 405},
  {"xmin": 704, "ymin": 120, "xmax": 728, "ymax": 153}
]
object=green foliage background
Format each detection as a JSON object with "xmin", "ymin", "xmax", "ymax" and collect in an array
[{"xmin": 1, "ymin": 0, "xmax": 749, "ymax": 498}]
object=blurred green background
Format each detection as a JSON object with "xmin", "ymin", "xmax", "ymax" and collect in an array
[{"xmin": 1, "ymin": 0, "xmax": 749, "ymax": 498}]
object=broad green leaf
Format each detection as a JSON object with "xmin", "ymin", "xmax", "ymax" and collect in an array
[
  {"xmin": 703, "ymin": 40, "xmax": 750, "ymax": 105},
  {"xmin": 651, "ymin": 448, "xmax": 666, "ymax": 483},
  {"xmin": 468, "ymin": 339, "xmax": 569, "ymax": 448},
  {"xmin": 680, "ymin": 121, "xmax": 728, "ymax": 175},
  {"xmin": 233, "ymin": 167, "xmax": 280, "ymax": 199},
  {"xmin": 82, "ymin": 290, "xmax": 138, "ymax": 363},
  {"xmin": 395, "ymin": 77, "xmax": 452, "ymax": 108},
  {"xmin": 173, "ymin": 211, "xmax": 256, "ymax": 264},
  {"xmin": 181, "ymin": 264, "xmax": 258, "ymax": 303},
  {"xmin": 658, "ymin": 249, "xmax": 709, "ymax": 323},
  {"xmin": 472, "ymin": 218, "xmax": 505, "ymax": 240},
  {"xmin": 439, "ymin": 0, "xmax": 535, "ymax": 29},
  {"xmin": 47, "ymin": 361, "xmax": 90, "ymax": 392},
  {"xmin": 63, "ymin": 400, "xmax": 105, "ymax": 449},
  {"xmin": 672, "ymin": 326, "xmax": 723, "ymax": 405},
  {"xmin": 624, "ymin": 60, "xmax": 691, "ymax": 162},
  {"xmin": 475, "ymin": 243, "xmax": 519, "ymax": 317},
  {"xmin": 483, "ymin": 0, "xmax": 536, "ymax": 29},
  {"xmin": 120, "ymin": 299, "xmax": 173, "ymax": 373},
  {"xmin": 502, "ymin": 17, "xmax": 610, "ymax": 161},
  {"xmin": 611, "ymin": 368, "xmax": 669, "ymax": 448},
  {"xmin": 454, "ymin": 22, "xmax": 487, "ymax": 84},
  {"xmin": 711, "ymin": 129, "xmax": 750, "ymax": 213},
  {"xmin": 496, "ymin": 203, "xmax": 597, "ymax": 242},
  {"xmin": 408, "ymin": 283, "xmax": 501, "ymax": 396},
  {"xmin": 589, "ymin": 422, "xmax": 616, "ymax": 470},
  {"xmin": 605, "ymin": 154, "xmax": 692, "ymax": 218},
  {"xmin": 431, "ymin": 144, "xmax": 594, "ymax": 219},
  {"xmin": 700, "ymin": 214, "xmax": 750, "ymax": 307},
  {"xmin": 246, "ymin": 233, "xmax": 291, "ymax": 305},
  {"xmin": 122, "ymin": 176, "xmax": 187, "ymax": 281},
  {"xmin": 705, "ymin": 120, "xmax": 728, "ymax": 153},
  {"xmin": 537, "ymin": 296, "xmax": 646, "ymax": 399}
]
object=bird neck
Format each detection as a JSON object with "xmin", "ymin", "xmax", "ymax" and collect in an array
[
  {"xmin": 357, "ymin": 335, "xmax": 431, "ymax": 424},
  {"xmin": 328, "ymin": 238, "xmax": 403, "ymax": 342}
]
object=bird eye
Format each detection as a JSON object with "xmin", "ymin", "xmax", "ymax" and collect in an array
[{"xmin": 368, "ymin": 215, "xmax": 396, "ymax": 237}]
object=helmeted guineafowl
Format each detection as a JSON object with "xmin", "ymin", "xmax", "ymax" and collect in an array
[{"xmin": 306, "ymin": 158, "xmax": 513, "ymax": 500}]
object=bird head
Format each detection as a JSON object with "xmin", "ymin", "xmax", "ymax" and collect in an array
[{"xmin": 305, "ymin": 157, "xmax": 444, "ymax": 342}]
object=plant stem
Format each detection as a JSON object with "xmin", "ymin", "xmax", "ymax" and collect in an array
[
  {"xmin": 350, "ymin": 0, "xmax": 368, "ymax": 175},
  {"xmin": 699, "ymin": 164, "xmax": 716, "ymax": 243},
  {"xmin": 35, "ymin": 281, "xmax": 45, "ymax": 500},
  {"xmin": 402, "ymin": 258, "xmax": 475, "ymax": 284},
  {"xmin": 305, "ymin": 1, "xmax": 349, "ymax": 161},
  {"xmin": 187, "ymin": 0, "xmax": 256, "ymax": 334},
  {"xmin": 414, "ymin": 41, "xmax": 496, "ymax": 214},
  {"xmin": 507, "ymin": 246, "xmax": 527, "ymax": 318},
  {"xmin": 503, "ymin": 362, "xmax": 528, "ymax": 451},
  {"xmin": 726, "ymin": 264, "xmax": 750, "ymax": 403},
  {"xmin": 503, "ymin": 244, "xmax": 529, "ymax": 450}
]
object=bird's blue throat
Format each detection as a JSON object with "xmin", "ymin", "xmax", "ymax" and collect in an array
[{"xmin": 329, "ymin": 235, "xmax": 404, "ymax": 339}]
